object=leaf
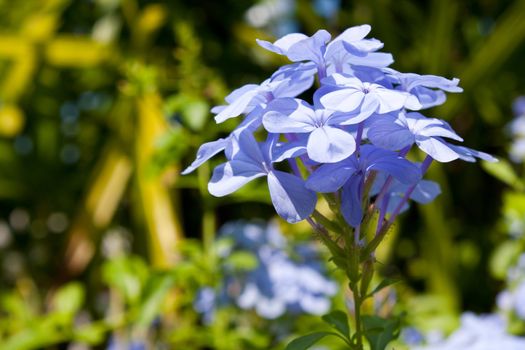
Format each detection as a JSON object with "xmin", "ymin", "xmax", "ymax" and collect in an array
[
  {"xmin": 481, "ymin": 159, "xmax": 524, "ymax": 191},
  {"xmin": 136, "ymin": 273, "xmax": 176, "ymax": 327},
  {"xmin": 365, "ymin": 278, "xmax": 400, "ymax": 299},
  {"xmin": 52, "ymin": 282, "xmax": 85, "ymax": 315},
  {"xmin": 285, "ymin": 332, "xmax": 336, "ymax": 350},
  {"xmin": 362, "ymin": 315, "xmax": 400, "ymax": 350},
  {"xmin": 73, "ymin": 322, "xmax": 107, "ymax": 344},
  {"xmin": 489, "ymin": 241, "xmax": 523, "ymax": 279},
  {"xmin": 321, "ymin": 310, "xmax": 350, "ymax": 340},
  {"xmin": 224, "ymin": 251, "xmax": 259, "ymax": 271}
]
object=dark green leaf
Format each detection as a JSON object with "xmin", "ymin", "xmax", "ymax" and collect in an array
[
  {"xmin": 365, "ymin": 278, "xmax": 399, "ymax": 299},
  {"xmin": 321, "ymin": 310, "xmax": 350, "ymax": 340},
  {"xmin": 285, "ymin": 332, "xmax": 335, "ymax": 350},
  {"xmin": 362, "ymin": 315, "xmax": 400, "ymax": 350}
]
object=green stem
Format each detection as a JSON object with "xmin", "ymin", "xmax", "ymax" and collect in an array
[{"xmin": 352, "ymin": 284, "xmax": 364, "ymax": 350}]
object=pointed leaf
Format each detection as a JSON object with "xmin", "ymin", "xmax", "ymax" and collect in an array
[
  {"xmin": 365, "ymin": 278, "xmax": 400, "ymax": 299},
  {"xmin": 285, "ymin": 332, "xmax": 336, "ymax": 350},
  {"xmin": 321, "ymin": 310, "xmax": 350, "ymax": 340},
  {"xmin": 362, "ymin": 315, "xmax": 400, "ymax": 350}
]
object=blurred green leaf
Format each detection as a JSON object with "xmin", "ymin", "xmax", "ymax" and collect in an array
[
  {"xmin": 73, "ymin": 322, "xmax": 108, "ymax": 344},
  {"xmin": 224, "ymin": 251, "xmax": 258, "ymax": 271},
  {"xmin": 490, "ymin": 240, "xmax": 523, "ymax": 279},
  {"xmin": 482, "ymin": 159, "xmax": 524, "ymax": 190},
  {"xmin": 102, "ymin": 256, "xmax": 149, "ymax": 304},
  {"xmin": 51, "ymin": 282, "xmax": 85, "ymax": 315},
  {"xmin": 135, "ymin": 273, "xmax": 175, "ymax": 327}
]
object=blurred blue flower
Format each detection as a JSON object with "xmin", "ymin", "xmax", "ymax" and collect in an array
[
  {"xmin": 413, "ymin": 313, "xmax": 525, "ymax": 350},
  {"xmin": 497, "ymin": 254, "xmax": 525, "ymax": 321},
  {"xmin": 313, "ymin": 0, "xmax": 340, "ymax": 20},
  {"xmin": 508, "ymin": 96, "xmax": 525, "ymax": 162},
  {"xmin": 194, "ymin": 221, "xmax": 337, "ymax": 321}
]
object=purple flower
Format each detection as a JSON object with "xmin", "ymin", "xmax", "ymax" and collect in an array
[
  {"xmin": 368, "ymin": 111, "xmax": 496, "ymax": 163},
  {"xmin": 262, "ymin": 98, "xmax": 357, "ymax": 163},
  {"xmin": 306, "ymin": 145, "xmax": 421, "ymax": 226},
  {"xmin": 208, "ymin": 132, "xmax": 316, "ymax": 223},
  {"xmin": 319, "ymin": 74, "xmax": 422, "ymax": 122},
  {"xmin": 195, "ymin": 221, "xmax": 337, "ymax": 320},
  {"xmin": 257, "ymin": 25, "xmax": 392, "ymax": 78},
  {"xmin": 383, "ymin": 68, "xmax": 463, "ymax": 108}
]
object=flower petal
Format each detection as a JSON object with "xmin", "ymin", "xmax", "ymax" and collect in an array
[
  {"xmin": 307, "ymin": 126, "xmax": 356, "ymax": 163},
  {"xmin": 319, "ymin": 88, "xmax": 365, "ymax": 112},
  {"xmin": 182, "ymin": 137, "xmax": 229, "ymax": 175},
  {"xmin": 368, "ymin": 117, "xmax": 414, "ymax": 150},
  {"xmin": 341, "ymin": 174, "xmax": 364, "ymax": 227},
  {"xmin": 208, "ymin": 161, "xmax": 266, "ymax": 197},
  {"xmin": 214, "ymin": 89, "xmax": 260, "ymax": 123},
  {"xmin": 305, "ymin": 161, "xmax": 356, "ymax": 192},
  {"xmin": 263, "ymin": 110, "xmax": 316, "ymax": 133},
  {"xmin": 256, "ymin": 33, "xmax": 309, "ymax": 55},
  {"xmin": 416, "ymin": 136, "xmax": 459, "ymax": 162},
  {"xmin": 267, "ymin": 170, "xmax": 317, "ymax": 223}
]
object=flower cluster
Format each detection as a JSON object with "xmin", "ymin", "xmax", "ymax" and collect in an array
[
  {"xmin": 497, "ymin": 253, "xmax": 525, "ymax": 322},
  {"xmin": 194, "ymin": 220, "xmax": 337, "ymax": 321},
  {"xmin": 413, "ymin": 313, "xmax": 525, "ymax": 350},
  {"xmin": 508, "ymin": 96, "xmax": 525, "ymax": 162},
  {"xmin": 183, "ymin": 24, "xmax": 495, "ymax": 227}
]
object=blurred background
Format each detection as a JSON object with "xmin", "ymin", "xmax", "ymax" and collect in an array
[{"xmin": 1, "ymin": 0, "xmax": 525, "ymax": 349}]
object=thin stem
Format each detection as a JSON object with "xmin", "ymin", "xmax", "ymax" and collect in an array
[
  {"xmin": 387, "ymin": 155, "xmax": 434, "ymax": 225},
  {"xmin": 352, "ymin": 286, "xmax": 364, "ymax": 350}
]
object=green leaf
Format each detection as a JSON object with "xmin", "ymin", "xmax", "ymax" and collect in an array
[
  {"xmin": 365, "ymin": 278, "xmax": 400, "ymax": 299},
  {"xmin": 481, "ymin": 159, "xmax": 523, "ymax": 190},
  {"xmin": 362, "ymin": 315, "xmax": 400, "ymax": 350},
  {"xmin": 285, "ymin": 332, "xmax": 336, "ymax": 350},
  {"xmin": 102, "ymin": 255, "xmax": 149, "ymax": 305},
  {"xmin": 52, "ymin": 282, "xmax": 85, "ymax": 315},
  {"xmin": 321, "ymin": 310, "xmax": 350, "ymax": 340},
  {"xmin": 136, "ymin": 273, "xmax": 176, "ymax": 327},
  {"xmin": 224, "ymin": 251, "xmax": 258, "ymax": 271},
  {"xmin": 73, "ymin": 322, "xmax": 107, "ymax": 344},
  {"xmin": 490, "ymin": 241, "xmax": 523, "ymax": 279}
]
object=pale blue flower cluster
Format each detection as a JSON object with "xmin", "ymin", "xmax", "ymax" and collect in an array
[
  {"xmin": 497, "ymin": 253, "xmax": 525, "ymax": 321},
  {"xmin": 183, "ymin": 25, "xmax": 495, "ymax": 226},
  {"xmin": 412, "ymin": 313, "xmax": 525, "ymax": 350},
  {"xmin": 508, "ymin": 96, "xmax": 525, "ymax": 162},
  {"xmin": 194, "ymin": 221, "xmax": 337, "ymax": 321}
]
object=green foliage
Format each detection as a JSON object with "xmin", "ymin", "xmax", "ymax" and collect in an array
[
  {"xmin": 362, "ymin": 315, "xmax": 400, "ymax": 350},
  {"xmin": 321, "ymin": 310, "xmax": 351, "ymax": 341},
  {"xmin": 285, "ymin": 331, "xmax": 338, "ymax": 350}
]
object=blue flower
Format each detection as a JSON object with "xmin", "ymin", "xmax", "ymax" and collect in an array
[
  {"xmin": 213, "ymin": 62, "xmax": 316, "ymax": 124},
  {"xmin": 208, "ymin": 132, "xmax": 317, "ymax": 223},
  {"xmin": 306, "ymin": 145, "xmax": 421, "ymax": 226},
  {"xmin": 319, "ymin": 73, "xmax": 422, "ymax": 122},
  {"xmin": 183, "ymin": 24, "xmax": 495, "ymax": 226},
  {"xmin": 257, "ymin": 25, "xmax": 392, "ymax": 78},
  {"xmin": 412, "ymin": 313, "xmax": 525, "ymax": 350},
  {"xmin": 262, "ymin": 98, "xmax": 357, "ymax": 163},
  {"xmin": 368, "ymin": 111, "xmax": 496, "ymax": 162},
  {"xmin": 383, "ymin": 68, "xmax": 463, "ymax": 108},
  {"xmin": 194, "ymin": 221, "xmax": 337, "ymax": 320}
]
